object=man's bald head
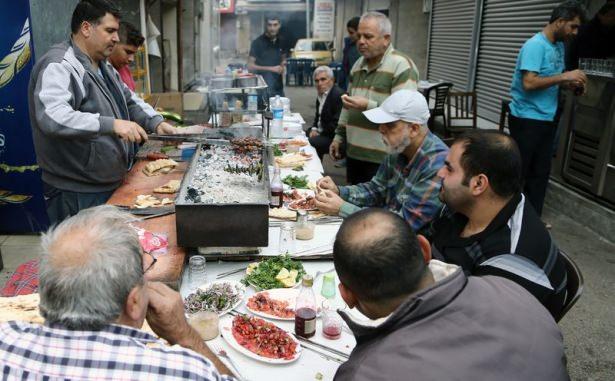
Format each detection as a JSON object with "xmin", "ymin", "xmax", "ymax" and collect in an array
[
  {"xmin": 39, "ymin": 206, "xmax": 144, "ymax": 330},
  {"xmin": 333, "ymin": 208, "xmax": 427, "ymax": 302}
]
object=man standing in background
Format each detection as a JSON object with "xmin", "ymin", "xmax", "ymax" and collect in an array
[
  {"xmin": 109, "ymin": 21, "xmax": 144, "ymax": 91},
  {"xmin": 329, "ymin": 11, "xmax": 420, "ymax": 185},
  {"xmin": 508, "ymin": 1, "xmax": 586, "ymax": 217},
  {"xmin": 341, "ymin": 16, "xmax": 361, "ymax": 90},
  {"xmin": 248, "ymin": 15, "xmax": 287, "ymax": 97}
]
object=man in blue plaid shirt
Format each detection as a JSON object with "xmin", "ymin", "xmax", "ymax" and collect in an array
[
  {"xmin": 0, "ymin": 205, "xmax": 233, "ymax": 380},
  {"xmin": 315, "ymin": 90, "xmax": 448, "ymax": 232}
]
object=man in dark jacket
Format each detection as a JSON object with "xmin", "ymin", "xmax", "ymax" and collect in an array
[
  {"xmin": 341, "ymin": 16, "xmax": 360, "ymax": 90},
  {"xmin": 29, "ymin": 0, "xmax": 177, "ymax": 224},
  {"xmin": 427, "ymin": 130, "xmax": 567, "ymax": 317},
  {"xmin": 308, "ymin": 66, "xmax": 343, "ymax": 159},
  {"xmin": 333, "ymin": 208, "xmax": 568, "ymax": 381}
]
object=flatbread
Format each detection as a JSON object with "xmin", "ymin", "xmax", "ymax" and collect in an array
[
  {"xmin": 0, "ymin": 294, "xmax": 157, "ymax": 336},
  {"xmin": 275, "ymin": 153, "xmax": 309, "ymax": 168},
  {"xmin": 143, "ymin": 159, "xmax": 178, "ymax": 177},
  {"xmin": 0, "ymin": 294, "xmax": 43, "ymax": 324},
  {"xmin": 154, "ymin": 180, "xmax": 181, "ymax": 194},
  {"xmin": 133, "ymin": 195, "xmax": 174, "ymax": 208},
  {"xmin": 269, "ymin": 208, "xmax": 297, "ymax": 220}
]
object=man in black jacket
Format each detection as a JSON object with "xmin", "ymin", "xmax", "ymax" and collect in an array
[
  {"xmin": 426, "ymin": 130, "xmax": 567, "ymax": 317},
  {"xmin": 308, "ymin": 66, "xmax": 344, "ymax": 159}
]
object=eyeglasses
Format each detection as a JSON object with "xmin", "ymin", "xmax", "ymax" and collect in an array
[{"xmin": 143, "ymin": 251, "xmax": 157, "ymax": 274}]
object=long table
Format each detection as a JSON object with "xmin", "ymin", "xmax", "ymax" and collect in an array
[
  {"xmin": 107, "ymin": 127, "xmax": 356, "ymax": 380},
  {"xmin": 106, "ymin": 159, "xmax": 188, "ymax": 287}
]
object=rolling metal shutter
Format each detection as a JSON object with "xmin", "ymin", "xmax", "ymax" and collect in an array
[
  {"xmin": 473, "ymin": 0, "xmax": 561, "ymax": 122},
  {"xmin": 427, "ymin": 0, "xmax": 477, "ymax": 90}
]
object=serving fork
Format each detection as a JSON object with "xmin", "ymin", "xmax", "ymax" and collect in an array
[{"xmin": 211, "ymin": 342, "xmax": 247, "ymax": 381}]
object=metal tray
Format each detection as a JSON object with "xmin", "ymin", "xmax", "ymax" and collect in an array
[
  {"xmin": 175, "ymin": 133, "xmax": 270, "ymax": 248},
  {"xmin": 208, "ymin": 74, "xmax": 268, "ymax": 93}
]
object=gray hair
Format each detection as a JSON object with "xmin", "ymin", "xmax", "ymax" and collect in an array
[
  {"xmin": 313, "ymin": 65, "xmax": 334, "ymax": 80},
  {"xmin": 39, "ymin": 205, "xmax": 143, "ymax": 330},
  {"xmin": 360, "ymin": 11, "xmax": 392, "ymax": 35}
]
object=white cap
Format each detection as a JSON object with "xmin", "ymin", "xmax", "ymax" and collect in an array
[{"xmin": 362, "ymin": 90, "xmax": 430, "ymax": 125}]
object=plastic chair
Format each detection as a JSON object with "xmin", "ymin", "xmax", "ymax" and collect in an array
[
  {"xmin": 555, "ymin": 250, "xmax": 584, "ymax": 323},
  {"xmin": 285, "ymin": 58, "xmax": 300, "ymax": 86},
  {"xmin": 424, "ymin": 82, "xmax": 453, "ymax": 131},
  {"xmin": 446, "ymin": 90, "xmax": 477, "ymax": 137},
  {"xmin": 329, "ymin": 62, "xmax": 344, "ymax": 87},
  {"xmin": 300, "ymin": 59, "xmax": 315, "ymax": 86},
  {"xmin": 499, "ymin": 99, "xmax": 511, "ymax": 133}
]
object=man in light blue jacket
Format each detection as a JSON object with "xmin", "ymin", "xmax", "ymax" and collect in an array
[{"xmin": 29, "ymin": 0, "xmax": 177, "ymax": 224}]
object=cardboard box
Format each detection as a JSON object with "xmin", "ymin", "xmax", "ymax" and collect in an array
[
  {"xmin": 145, "ymin": 92, "xmax": 207, "ymax": 113},
  {"xmin": 145, "ymin": 92, "xmax": 183, "ymax": 114}
]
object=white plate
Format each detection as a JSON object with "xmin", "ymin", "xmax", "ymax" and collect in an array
[
  {"xmin": 219, "ymin": 314, "xmax": 302, "ymax": 364},
  {"xmin": 246, "ymin": 288, "xmax": 327, "ymax": 321},
  {"xmin": 247, "ymin": 278, "xmax": 301, "ymax": 291},
  {"xmin": 185, "ymin": 280, "xmax": 245, "ymax": 316}
]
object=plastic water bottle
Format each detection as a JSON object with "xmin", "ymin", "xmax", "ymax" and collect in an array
[
  {"xmin": 247, "ymin": 90, "xmax": 258, "ymax": 112},
  {"xmin": 271, "ymin": 95, "xmax": 284, "ymax": 137}
]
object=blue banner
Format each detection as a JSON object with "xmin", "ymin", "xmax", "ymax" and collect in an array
[{"xmin": 0, "ymin": 2, "xmax": 49, "ymax": 233}]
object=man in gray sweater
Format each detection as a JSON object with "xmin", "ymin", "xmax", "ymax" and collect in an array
[
  {"xmin": 333, "ymin": 208, "xmax": 569, "ymax": 381},
  {"xmin": 28, "ymin": 0, "xmax": 177, "ymax": 224}
]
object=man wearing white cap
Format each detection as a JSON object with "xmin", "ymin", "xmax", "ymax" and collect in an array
[{"xmin": 315, "ymin": 90, "xmax": 449, "ymax": 231}]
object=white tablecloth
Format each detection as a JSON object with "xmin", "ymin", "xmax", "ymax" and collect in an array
[
  {"xmin": 182, "ymin": 115, "xmax": 358, "ymax": 380},
  {"xmin": 181, "ymin": 261, "xmax": 358, "ymax": 381}
]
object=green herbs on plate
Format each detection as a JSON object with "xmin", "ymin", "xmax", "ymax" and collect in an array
[
  {"xmin": 273, "ymin": 144, "xmax": 283, "ymax": 157},
  {"xmin": 282, "ymin": 174, "xmax": 308, "ymax": 189},
  {"xmin": 242, "ymin": 255, "xmax": 306, "ymax": 290}
]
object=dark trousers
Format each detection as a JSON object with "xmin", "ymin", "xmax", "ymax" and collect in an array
[
  {"xmin": 508, "ymin": 115, "xmax": 557, "ymax": 216},
  {"xmin": 308, "ymin": 134, "xmax": 333, "ymax": 160},
  {"xmin": 262, "ymin": 72, "xmax": 284, "ymax": 97},
  {"xmin": 44, "ymin": 183, "xmax": 115, "ymax": 225},
  {"xmin": 346, "ymin": 157, "xmax": 381, "ymax": 185}
]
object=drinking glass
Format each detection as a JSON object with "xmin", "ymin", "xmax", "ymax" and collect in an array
[
  {"xmin": 320, "ymin": 272, "xmax": 336, "ymax": 299},
  {"xmin": 278, "ymin": 222, "xmax": 296, "ymax": 254},
  {"xmin": 188, "ymin": 255, "xmax": 207, "ymax": 292},
  {"xmin": 321, "ymin": 300, "xmax": 343, "ymax": 340}
]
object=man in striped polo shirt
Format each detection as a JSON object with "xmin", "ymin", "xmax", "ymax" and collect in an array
[{"xmin": 329, "ymin": 11, "xmax": 420, "ymax": 184}]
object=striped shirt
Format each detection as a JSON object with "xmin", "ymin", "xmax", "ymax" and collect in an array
[
  {"xmin": 0, "ymin": 321, "xmax": 233, "ymax": 381},
  {"xmin": 334, "ymin": 44, "xmax": 419, "ymax": 163},
  {"xmin": 338, "ymin": 131, "xmax": 448, "ymax": 231}
]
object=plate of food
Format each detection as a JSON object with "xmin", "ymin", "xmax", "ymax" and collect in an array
[
  {"xmin": 220, "ymin": 314, "xmax": 301, "ymax": 364},
  {"xmin": 284, "ymin": 189, "xmax": 314, "ymax": 202},
  {"xmin": 275, "ymin": 152, "xmax": 312, "ymax": 168},
  {"xmin": 246, "ymin": 288, "xmax": 327, "ymax": 321},
  {"xmin": 288, "ymin": 195, "xmax": 317, "ymax": 211},
  {"xmin": 184, "ymin": 281, "xmax": 245, "ymax": 316},
  {"xmin": 242, "ymin": 255, "xmax": 306, "ymax": 290}
]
